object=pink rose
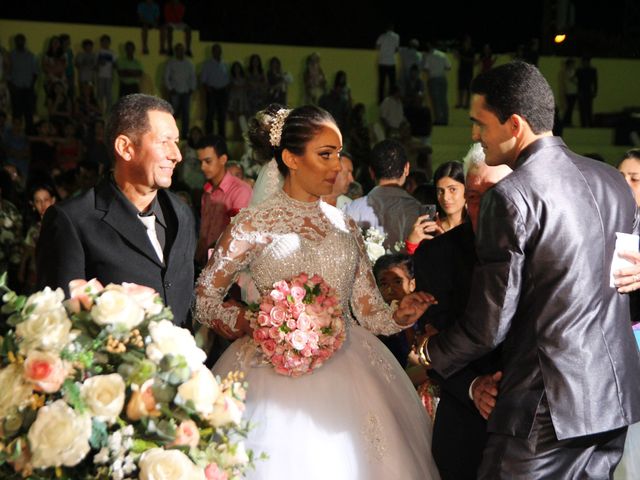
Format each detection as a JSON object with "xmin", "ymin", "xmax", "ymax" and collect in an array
[
  {"xmin": 68, "ymin": 278, "xmax": 104, "ymax": 310},
  {"xmin": 270, "ymin": 290, "xmax": 286, "ymax": 302},
  {"xmin": 296, "ymin": 273, "xmax": 309, "ymax": 284},
  {"xmin": 262, "ymin": 339, "xmax": 277, "ymax": 357},
  {"xmin": 120, "ymin": 282, "xmax": 162, "ymax": 313},
  {"xmin": 290, "ymin": 286, "xmax": 306, "ymax": 303},
  {"xmin": 271, "ymin": 354, "xmax": 285, "ymax": 368},
  {"xmin": 269, "ymin": 326, "xmax": 283, "ymax": 340},
  {"xmin": 296, "ymin": 313, "xmax": 313, "ymax": 331},
  {"xmin": 257, "ymin": 312, "xmax": 271, "ymax": 327},
  {"xmin": 310, "ymin": 274, "xmax": 323, "ymax": 284},
  {"xmin": 172, "ymin": 420, "xmax": 200, "ymax": 448},
  {"xmin": 290, "ymin": 303, "xmax": 305, "ymax": 319},
  {"xmin": 273, "ymin": 280, "xmax": 290, "ymax": 295},
  {"xmin": 23, "ymin": 351, "xmax": 68, "ymax": 393},
  {"xmin": 316, "ymin": 295, "xmax": 326, "ymax": 305},
  {"xmin": 270, "ymin": 307, "xmax": 288, "ymax": 326},
  {"xmin": 307, "ymin": 331, "xmax": 319, "ymax": 347},
  {"xmin": 260, "ymin": 302, "xmax": 274, "ymax": 314},
  {"xmin": 205, "ymin": 463, "xmax": 229, "ymax": 480},
  {"xmin": 253, "ymin": 328, "xmax": 269, "ymax": 343},
  {"xmin": 289, "ymin": 330, "xmax": 309, "ymax": 351},
  {"xmin": 301, "ymin": 345, "xmax": 314, "ymax": 357},
  {"xmin": 286, "ymin": 318, "xmax": 297, "ymax": 330}
]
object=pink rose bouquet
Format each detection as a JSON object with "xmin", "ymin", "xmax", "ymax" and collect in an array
[{"xmin": 248, "ymin": 272, "xmax": 346, "ymax": 377}]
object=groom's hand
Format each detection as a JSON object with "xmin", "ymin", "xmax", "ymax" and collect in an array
[{"xmin": 471, "ymin": 371, "xmax": 503, "ymax": 420}]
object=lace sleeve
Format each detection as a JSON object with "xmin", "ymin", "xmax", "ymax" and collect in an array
[
  {"xmin": 348, "ymin": 218, "xmax": 402, "ymax": 336},
  {"xmin": 194, "ymin": 209, "xmax": 266, "ymax": 338}
]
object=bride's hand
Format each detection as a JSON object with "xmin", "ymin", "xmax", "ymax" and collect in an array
[
  {"xmin": 393, "ymin": 292, "xmax": 437, "ymax": 327},
  {"xmin": 222, "ymin": 299, "xmax": 254, "ymax": 337}
]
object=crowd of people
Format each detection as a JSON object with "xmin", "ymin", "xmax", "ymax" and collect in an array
[{"xmin": 0, "ymin": 14, "xmax": 638, "ymax": 479}]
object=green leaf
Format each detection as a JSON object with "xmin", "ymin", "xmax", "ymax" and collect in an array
[
  {"xmin": 62, "ymin": 379, "xmax": 86, "ymax": 413},
  {"xmin": 131, "ymin": 438, "xmax": 159, "ymax": 453},
  {"xmin": 89, "ymin": 418, "xmax": 109, "ymax": 449}
]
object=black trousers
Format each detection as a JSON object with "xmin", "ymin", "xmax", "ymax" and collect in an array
[
  {"xmin": 205, "ymin": 87, "xmax": 228, "ymax": 138},
  {"xmin": 479, "ymin": 395, "xmax": 627, "ymax": 479},
  {"xmin": 378, "ymin": 64, "xmax": 396, "ymax": 103},
  {"xmin": 8, "ymin": 83, "xmax": 35, "ymax": 134}
]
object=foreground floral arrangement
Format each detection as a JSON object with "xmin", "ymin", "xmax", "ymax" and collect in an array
[
  {"xmin": 0, "ymin": 275, "xmax": 259, "ymax": 479},
  {"xmin": 248, "ymin": 273, "xmax": 346, "ymax": 377}
]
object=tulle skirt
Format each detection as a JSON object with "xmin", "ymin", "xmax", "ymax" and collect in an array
[
  {"xmin": 212, "ymin": 325, "xmax": 441, "ymax": 480},
  {"xmin": 615, "ymin": 422, "xmax": 640, "ymax": 479}
]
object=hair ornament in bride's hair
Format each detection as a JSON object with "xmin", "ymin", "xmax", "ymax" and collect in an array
[{"xmin": 267, "ymin": 108, "xmax": 292, "ymax": 147}]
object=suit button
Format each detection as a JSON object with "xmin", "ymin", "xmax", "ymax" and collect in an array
[{"xmin": 164, "ymin": 281, "xmax": 172, "ymax": 289}]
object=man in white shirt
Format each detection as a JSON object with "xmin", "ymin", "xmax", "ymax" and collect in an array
[
  {"xmin": 200, "ymin": 44, "xmax": 229, "ymax": 138},
  {"xmin": 164, "ymin": 43, "xmax": 196, "ymax": 136},
  {"xmin": 376, "ymin": 24, "xmax": 400, "ymax": 103},
  {"xmin": 422, "ymin": 42, "xmax": 452, "ymax": 125}
]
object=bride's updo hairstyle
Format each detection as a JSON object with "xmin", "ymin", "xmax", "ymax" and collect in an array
[{"xmin": 248, "ymin": 103, "xmax": 336, "ymax": 176}]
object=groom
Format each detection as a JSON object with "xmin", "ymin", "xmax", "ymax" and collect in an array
[{"xmin": 421, "ymin": 61, "xmax": 640, "ymax": 478}]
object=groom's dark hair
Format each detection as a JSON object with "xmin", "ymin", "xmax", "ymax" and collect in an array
[
  {"xmin": 370, "ymin": 139, "xmax": 408, "ymax": 180},
  {"xmin": 471, "ymin": 60, "xmax": 555, "ymax": 134}
]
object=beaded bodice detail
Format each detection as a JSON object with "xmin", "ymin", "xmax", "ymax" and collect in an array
[{"xmin": 194, "ymin": 189, "xmax": 400, "ymax": 336}]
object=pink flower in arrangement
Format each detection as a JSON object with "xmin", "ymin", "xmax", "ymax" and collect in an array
[
  {"xmin": 248, "ymin": 272, "xmax": 346, "ymax": 376},
  {"xmin": 290, "ymin": 286, "xmax": 306, "ymax": 303},
  {"xmin": 205, "ymin": 463, "xmax": 229, "ymax": 480},
  {"xmin": 290, "ymin": 303, "xmax": 305, "ymax": 319},
  {"xmin": 273, "ymin": 280, "xmax": 290, "ymax": 295},
  {"xmin": 270, "ymin": 307, "xmax": 288, "ymax": 326}
]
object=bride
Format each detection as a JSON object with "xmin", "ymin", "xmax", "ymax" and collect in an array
[{"xmin": 195, "ymin": 104, "xmax": 441, "ymax": 479}]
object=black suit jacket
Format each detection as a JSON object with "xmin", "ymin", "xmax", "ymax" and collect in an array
[
  {"xmin": 36, "ymin": 178, "xmax": 196, "ymax": 326},
  {"xmin": 429, "ymin": 137, "xmax": 640, "ymax": 440},
  {"xmin": 414, "ymin": 221, "xmax": 500, "ymax": 479}
]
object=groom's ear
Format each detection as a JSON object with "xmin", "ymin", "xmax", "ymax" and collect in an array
[{"xmin": 281, "ymin": 149, "xmax": 298, "ymax": 171}]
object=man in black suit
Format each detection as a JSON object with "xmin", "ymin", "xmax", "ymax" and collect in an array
[
  {"xmin": 414, "ymin": 143, "xmax": 511, "ymax": 480},
  {"xmin": 419, "ymin": 61, "xmax": 640, "ymax": 478},
  {"xmin": 37, "ymin": 94, "xmax": 196, "ymax": 326}
]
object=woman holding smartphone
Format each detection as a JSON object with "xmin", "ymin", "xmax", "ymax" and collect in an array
[{"xmin": 406, "ymin": 161, "xmax": 466, "ymax": 251}]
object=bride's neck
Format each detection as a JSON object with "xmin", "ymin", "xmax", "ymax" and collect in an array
[{"xmin": 283, "ymin": 177, "xmax": 320, "ymax": 203}]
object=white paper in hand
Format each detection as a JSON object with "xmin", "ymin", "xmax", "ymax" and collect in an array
[{"xmin": 610, "ymin": 232, "xmax": 640, "ymax": 287}]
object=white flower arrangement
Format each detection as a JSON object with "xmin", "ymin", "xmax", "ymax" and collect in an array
[{"xmin": 0, "ymin": 275, "xmax": 263, "ymax": 479}]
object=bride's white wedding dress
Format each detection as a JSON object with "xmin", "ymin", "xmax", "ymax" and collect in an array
[{"xmin": 195, "ymin": 189, "xmax": 440, "ymax": 480}]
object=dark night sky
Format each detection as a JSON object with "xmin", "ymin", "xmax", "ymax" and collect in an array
[{"xmin": 2, "ymin": 1, "xmax": 634, "ymax": 56}]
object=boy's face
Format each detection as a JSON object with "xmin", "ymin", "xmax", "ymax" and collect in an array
[{"xmin": 377, "ymin": 266, "xmax": 415, "ymax": 303}]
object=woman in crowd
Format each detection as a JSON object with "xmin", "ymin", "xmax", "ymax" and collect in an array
[
  {"xmin": 18, "ymin": 183, "xmax": 57, "ymax": 292},
  {"xmin": 617, "ymin": 148, "xmax": 640, "ymax": 206},
  {"xmin": 195, "ymin": 104, "xmax": 441, "ymax": 479}
]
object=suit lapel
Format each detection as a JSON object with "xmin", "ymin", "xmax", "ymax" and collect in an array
[
  {"xmin": 95, "ymin": 179, "xmax": 164, "ymax": 267},
  {"xmin": 159, "ymin": 190, "xmax": 183, "ymax": 269}
]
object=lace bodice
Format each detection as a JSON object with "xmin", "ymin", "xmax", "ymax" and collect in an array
[{"xmin": 194, "ymin": 189, "xmax": 401, "ymax": 337}]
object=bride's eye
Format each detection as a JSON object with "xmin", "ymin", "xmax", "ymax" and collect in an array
[{"xmin": 319, "ymin": 152, "xmax": 332, "ymax": 159}]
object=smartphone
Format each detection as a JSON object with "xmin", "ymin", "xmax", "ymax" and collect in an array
[{"xmin": 419, "ymin": 204, "xmax": 437, "ymax": 222}]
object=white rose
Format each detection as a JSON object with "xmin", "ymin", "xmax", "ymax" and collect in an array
[
  {"xmin": 16, "ymin": 291, "xmax": 72, "ymax": 353},
  {"xmin": 175, "ymin": 366, "xmax": 220, "ymax": 416},
  {"xmin": 28, "ymin": 399, "xmax": 92, "ymax": 468},
  {"xmin": 366, "ymin": 241, "xmax": 386, "ymax": 263},
  {"xmin": 91, "ymin": 289, "xmax": 145, "ymax": 329},
  {"xmin": 24, "ymin": 287, "xmax": 66, "ymax": 315},
  {"xmin": 139, "ymin": 448, "xmax": 205, "ymax": 480},
  {"xmin": 219, "ymin": 441, "xmax": 249, "ymax": 468},
  {"xmin": 146, "ymin": 320, "xmax": 207, "ymax": 371},
  {"xmin": 0, "ymin": 364, "xmax": 33, "ymax": 419},
  {"xmin": 208, "ymin": 392, "xmax": 244, "ymax": 428},
  {"xmin": 81, "ymin": 374, "xmax": 126, "ymax": 424}
]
